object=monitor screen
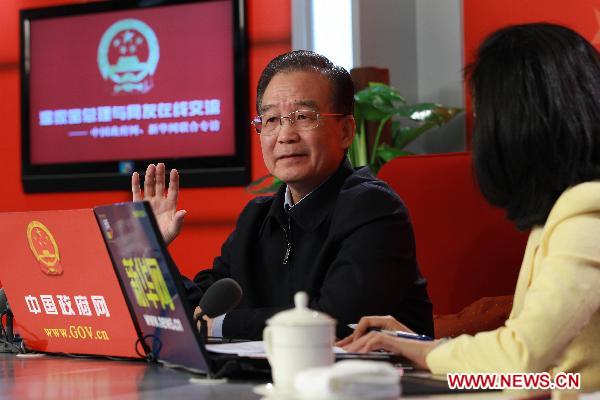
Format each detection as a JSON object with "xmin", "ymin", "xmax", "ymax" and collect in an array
[{"xmin": 21, "ymin": 0, "xmax": 249, "ymax": 192}]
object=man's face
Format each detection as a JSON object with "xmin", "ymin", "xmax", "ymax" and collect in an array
[{"xmin": 259, "ymin": 71, "xmax": 354, "ymax": 193}]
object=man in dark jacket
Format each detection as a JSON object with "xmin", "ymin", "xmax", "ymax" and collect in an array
[{"xmin": 132, "ymin": 51, "xmax": 433, "ymax": 340}]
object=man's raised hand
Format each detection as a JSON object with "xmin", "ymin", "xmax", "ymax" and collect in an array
[{"xmin": 132, "ymin": 163, "xmax": 186, "ymax": 245}]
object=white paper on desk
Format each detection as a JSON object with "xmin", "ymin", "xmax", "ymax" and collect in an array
[
  {"xmin": 206, "ymin": 341, "xmax": 266, "ymax": 357},
  {"xmin": 205, "ymin": 341, "xmax": 347, "ymax": 358}
]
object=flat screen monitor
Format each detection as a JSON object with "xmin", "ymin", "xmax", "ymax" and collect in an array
[{"xmin": 20, "ymin": 0, "xmax": 249, "ymax": 193}]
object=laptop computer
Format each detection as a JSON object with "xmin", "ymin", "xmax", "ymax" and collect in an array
[
  {"xmin": 94, "ymin": 201, "xmax": 228, "ymax": 375},
  {"xmin": 0, "ymin": 207, "xmax": 141, "ymax": 358}
]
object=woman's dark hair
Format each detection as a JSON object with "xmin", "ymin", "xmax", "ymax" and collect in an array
[
  {"xmin": 256, "ymin": 50, "xmax": 354, "ymax": 115},
  {"xmin": 467, "ymin": 23, "xmax": 600, "ymax": 230}
]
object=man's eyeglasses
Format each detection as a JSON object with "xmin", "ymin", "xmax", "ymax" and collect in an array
[{"xmin": 251, "ymin": 109, "xmax": 346, "ymax": 136}]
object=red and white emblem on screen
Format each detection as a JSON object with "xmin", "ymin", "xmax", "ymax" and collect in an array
[
  {"xmin": 97, "ymin": 18, "xmax": 160, "ymax": 95},
  {"xmin": 27, "ymin": 221, "xmax": 63, "ymax": 276}
]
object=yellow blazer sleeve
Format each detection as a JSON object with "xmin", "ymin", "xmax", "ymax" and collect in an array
[{"xmin": 426, "ymin": 214, "xmax": 600, "ymax": 373}]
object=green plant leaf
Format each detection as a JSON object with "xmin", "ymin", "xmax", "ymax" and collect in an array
[
  {"xmin": 376, "ymin": 143, "xmax": 413, "ymax": 163},
  {"xmin": 354, "ymin": 83, "xmax": 407, "ymax": 121},
  {"xmin": 369, "ymin": 116, "xmax": 391, "ymax": 166},
  {"xmin": 245, "ymin": 174, "xmax": 283, "ymax": 194},
  {"xmin": 391, "ymin": 106, "xmax": 462, "ymax": 149},
  {"xmin": 393, "ymin": 124, "xmax": 435, "ymax": 149},
  {"xmin": 355, "ymin": 82, "xmax": 406, "ymax": 105},
  {"xmin": 355, "ymin": 102, "xmax": 392, "ymax": 121},
  {"xmin": 348, "ymin": 120, "xmax": 369, "ymax": 167},
  {"xmin": 400, "ymin": 104, "xmax": 462, "ymax": 123}
]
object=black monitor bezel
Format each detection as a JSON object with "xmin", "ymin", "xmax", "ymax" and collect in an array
[{"xmin": 20, "ymin": 0, "xmax": 250, "ymax": 193}]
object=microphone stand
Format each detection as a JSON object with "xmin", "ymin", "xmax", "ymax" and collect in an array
[
  {"xmin": 5, "ymin": 309, "xmax": 13, "ymax": 342},
  {"xmin": 191, "ymin": 312, "xmax": 237, "ymax": 382},
  {"xmin": 1, "ymin": 308, "xmax": 17, "ymax": 353},
  {"xmin": 195, "ymin": 313, "xmax": 209, "ymax": 343}
]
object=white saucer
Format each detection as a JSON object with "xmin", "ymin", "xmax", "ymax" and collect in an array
[
  {"xmin": 252, "ymin": 384, "xmax": 367, "ymax": 400},
  {"xmin": 15, "ymin": 353, "xmax": 46, "ymax": 358},
  {"xmin": 253, "ymin": 383, "xmax": 296, "ymax": 399}
]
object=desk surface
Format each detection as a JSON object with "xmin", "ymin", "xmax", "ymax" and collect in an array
[
  {"xmin": 0, "ymin": 353, "xmax": 261, "ymax": 400},
  {"xmin": 0, "ymin": 353, "xmax": 513, "ymax": 400}
]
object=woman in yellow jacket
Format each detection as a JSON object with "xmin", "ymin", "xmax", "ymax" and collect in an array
[{"xmin": 339, "ymin": 23, "xmax": 600, "ymax": 391}]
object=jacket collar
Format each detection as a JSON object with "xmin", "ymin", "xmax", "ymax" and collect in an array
[{"xmin": 263, "ymin": 158, "xmax": 354, "ymax": 233}]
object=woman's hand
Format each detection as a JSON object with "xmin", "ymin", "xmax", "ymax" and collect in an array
[
  {"xmin": 342, "ymin": 332, "xmax": 439, "ymax": 370},
  {"xmin": 132, "ymin": 163, "xmax": 186, "ymax": 246},
  {"xmin": 336, "ymin": 315, "xmax": 413, "ymax": 347}
]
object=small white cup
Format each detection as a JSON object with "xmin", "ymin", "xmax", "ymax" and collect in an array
[{"xmin": 263, "ymin": 292, "xmax": 335, "ymax": 393}]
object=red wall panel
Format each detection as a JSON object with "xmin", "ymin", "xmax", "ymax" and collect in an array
[
  {"xmin": 0, "ymin": 0, "xmax": 87, "ymax": 63},
  {"xmin": 463, "ymin": 0, "xmax": 600, "ymax": 145},
  {"xmin": 0, "ymin": 0, "xmax": 290, "ymax": 279}
]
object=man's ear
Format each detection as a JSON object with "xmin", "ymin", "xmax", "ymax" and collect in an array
[{"xmin": 340, "ymin": 115, "xmax": 356, "ymax": 150}]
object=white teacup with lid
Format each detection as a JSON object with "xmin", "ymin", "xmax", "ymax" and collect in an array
[{"xmin": 263, "ymin": 291, "xmax": 336, "ymax": 393}]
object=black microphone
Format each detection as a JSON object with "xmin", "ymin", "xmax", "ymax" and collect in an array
[
  {"xmin": 199, "ymin": 278, "xmax": 243, "ymax": 318},
  {"xmin": 195, "ymin": 278, "xmax": 242, "ymax": 340}
]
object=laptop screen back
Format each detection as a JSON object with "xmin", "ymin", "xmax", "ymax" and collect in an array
[{"xmin": 94, "ymin": 201, "xmax": 210, "ymax": 373}]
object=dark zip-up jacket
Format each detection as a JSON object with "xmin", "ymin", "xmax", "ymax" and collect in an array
[{"xmin": 184, "ymin": 159, "xmax": 433, "ymax": 340}]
